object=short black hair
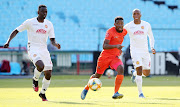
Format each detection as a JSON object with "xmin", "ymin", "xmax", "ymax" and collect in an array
[
  {"xmin": 38, "ymin": 5, "xmax": 47, "ymax": 11},
  {"xmin": 114, "ymin": 16, "xmax": 123, "ymax": 23}
]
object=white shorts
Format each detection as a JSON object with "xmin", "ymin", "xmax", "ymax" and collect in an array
[
  {"xmin": 131, "ymin": 51, "xmax": 151, "ymax": 70},
  {"xmin": 28, "ymin": 46, "xmax": 53, "ymax": 71}
]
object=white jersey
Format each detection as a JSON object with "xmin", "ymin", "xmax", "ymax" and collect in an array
[
  {"xmin": 16, "ymin": 17, "xmax": 55, "ymax": 48},
  {"xmin": 124, "ymin": 20, "xmax": 154, "ymax": 52}
]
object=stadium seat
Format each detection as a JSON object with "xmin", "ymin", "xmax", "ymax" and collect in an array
[
  {"xmin": 0, "ymin": 0, "xmax": 179, "ymax": 52},
  {"xmin": 0, "ymin": 62, "xmax": 21, "ymax": 75}
]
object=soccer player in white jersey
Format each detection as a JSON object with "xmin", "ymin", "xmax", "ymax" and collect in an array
[
  {"xmin": 3, "ymin": 5, "xmax": 61, "ymax": 101},
  {"xmin": 124, "ymin": 9, "xmax": 156, "ymax": 98}
]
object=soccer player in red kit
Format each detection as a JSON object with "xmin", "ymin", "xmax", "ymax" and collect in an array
[{"xmin": 81, "ymin": 16, "xmax": 127, "ymax": 100}]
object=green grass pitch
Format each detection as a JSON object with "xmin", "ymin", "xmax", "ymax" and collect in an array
[{"xmin": 0, "ymin": 75, "xmax": 180, "ymax": 107}]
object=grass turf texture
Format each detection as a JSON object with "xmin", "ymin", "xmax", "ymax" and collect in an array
[{"xmin": 0, "ymin": 75, "xmax": 180, "ymax": 107}]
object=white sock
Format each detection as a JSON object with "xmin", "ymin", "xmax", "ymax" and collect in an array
[
  {"xmin": 135, "ymin": 75, "xmax": 143, "ymax": 95},
  {"xmin": 40, "ymin": 77, "xmax": 51, "ymax": 94},
  {"xmin": 133, "ymin": 70, "xmax": 137, "ymax": 76},
  {"xmin": 33, "ymin": 68, "xmax": 42, "ymax": 81}
]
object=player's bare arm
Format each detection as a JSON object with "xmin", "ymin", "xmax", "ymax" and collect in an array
[
  {"xmin": 50, "ymin": 38, "xmax": 61, "ymax": 49},
  {"xmin": 103, "ymin": 39, "xmax": 123, "ymax": 50},
  {"xmin": 3, "ymin": 29, "xmax": 19, "ymax": 48}
]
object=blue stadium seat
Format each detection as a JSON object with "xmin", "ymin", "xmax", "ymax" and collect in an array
[{"xmin": 0, "ymin": 0, "xmax": 179, "ymax": 52}]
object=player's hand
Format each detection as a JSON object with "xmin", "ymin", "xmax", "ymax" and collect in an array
[
  {"xmin": 151, "ymin": 48, "xmax": 156, "ymax": 54},
  {"xmin": 3, "ymin": 43, "xmax": 9, "ymax": 48},
  {"xmin": 116, "ymin": 44, "xmax": 124, "ymax": 50},
  {"xmin": 55, "ymin": 43, "xmax": 61, "ymax": 49}
]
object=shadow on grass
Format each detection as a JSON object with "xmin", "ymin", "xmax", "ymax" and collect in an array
[
  {"xmin": 48, "ymin": 101, "xmax": 96, "ymax": 105},
  {"xmin": 93, "ymin": 100, "xmax": 174, "ymax": 105},
  {"xmin": 155, "ymin": 98, "xmax": 180, "ymax": 101}
]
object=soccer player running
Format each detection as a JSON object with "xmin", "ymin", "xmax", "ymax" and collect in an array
[
  {"xmin": 3, "ymin": 5, "xmax": 61, "ymax": 101},
  {"xmin": 124, "ymin": 9, "xmax": 156, "ymax": 98},
  {"xmin": 81, "ymin": 16, "xmax": 127, "ymax": 100}
]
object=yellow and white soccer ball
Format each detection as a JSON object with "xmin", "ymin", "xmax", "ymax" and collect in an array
[{"xmin": 88, "ymin": 78, "xmax": 102, "ymax": 91}]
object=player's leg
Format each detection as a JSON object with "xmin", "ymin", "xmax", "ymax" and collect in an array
[
  {"xmin": 81, "ymin": 56, "xmax": 109, "ymax": 100},
  {"xmin": 84, "ymin": 73, "xmax": 102, "ymax": 90},
  {"xmin": 142, "ymin": 53, "xmax": 151, "ymax": 77},
  {"xmin": 81, "ymin": 72, "xmax": 103, "ymax": 100},
  {"xmin": 131, "ymin": 53, "xmax": 145, "ymax": 98},
  {"xmin": 135, "ymin": 66, "xmax": 145, "ymax": 98},
  {"xmin": 30, "ymin": 53, "xmax": 44, "ymax": 92},
  {"xmin": 39, "ymin": 69, "xmax": 52, "ymax": 101},
  {"xmin": 111, "ymin": 58, "xmax": 124, "ymax": 99},
  {"xmin": 38, "ymin": 50, "xmax": 53, "ymax": 101}
]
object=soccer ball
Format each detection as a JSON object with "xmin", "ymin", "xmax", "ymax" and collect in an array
[
  {"xmin": 88, "ymin": 78, "xmax": 102, "ymax": 91},
  {"xmin": 105, "ymin": 69, "xmax": 114, "ymax": 78}
]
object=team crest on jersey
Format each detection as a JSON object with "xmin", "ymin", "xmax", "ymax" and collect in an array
[
  {"xmin": 141, "ymin": 26, "xmax": 144, "ymax": 29},
  {"xmin": 136, "ymin": 61, "xmax": 139, "ymax": 65},
  {"xmin": 33, "ymin": 54, "xmax": 37, "ymax": 57},
  {"xmin": 45, "ymin": 25, "xmax": 48, "ymax": 28}
]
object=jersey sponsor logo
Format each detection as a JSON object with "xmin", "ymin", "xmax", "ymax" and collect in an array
[
  {"xmin": 36, "ymin": 29, "xmax": 47, "ymax": 34},
  {"xmin": 133, "ymin": 30, "xmax": 144, "ymax": 35},
  {"xmin": 141, "ymin": 26, "xmax": 144, "ymax": 29},
  {"xmin": 45, "ymin": 25, "xmax": 48, "ymax": 28}
]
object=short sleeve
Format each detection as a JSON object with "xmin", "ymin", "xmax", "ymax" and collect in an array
[
  {"xmin": 105, "ymin": 30, "xmax": 112, "ymax": 40},
  {"xmin": 49, "ymin": 22, "xmax": 55, "ymax": 38},
  {"xmin": 16, "ymin": 19, "xmax": 30, "ymax": 32},
  {"xmin": 123, "ymin": 29, "xmax": 127, "ymax": 36}
]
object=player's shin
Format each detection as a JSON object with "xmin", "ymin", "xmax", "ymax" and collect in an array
[
  {"xmin": 40, "ymin": 77, "xmax": 51, "ymax": 94},
  {"xmin": 33, "ymin": 68, "xmax": 42, "ymax": 81},
  {"xmin": 114, "ymin": 75, "xmax": 124, "ymax": 93},
  {"xmin": 84, "ymin": 75, "xmax": 94, "ymax": 90},
  {"xmin": 135, "ymin": 75, "xmax": 143, "ymax": 95}
]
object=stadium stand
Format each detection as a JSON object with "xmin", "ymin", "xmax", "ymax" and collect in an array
[{"xmin": 0, "ymin": 0, "xmax": 179, "ymax": 52}]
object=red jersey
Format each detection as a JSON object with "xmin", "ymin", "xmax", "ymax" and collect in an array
[{"xmin": 101, "ymin": 27, "xmax": 127, "ymax": 56}]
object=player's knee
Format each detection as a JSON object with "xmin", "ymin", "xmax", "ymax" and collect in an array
[
  {"xmin": 143, "ymin": 70, "xmax": 150, "ymax": 76},
  {"xmin": 35, "ymin": 60, "xmax": 44, "ymax": 72},
  {"xmin": 136, "ymin": 66, "xmax": 143, "ymax": 76},
  {"xmin": 37, "ymin": 65, "xmax": 44, "ymax": 72},
  {"xmin": 117, "ymin": 65, "xmax": 124, "ymax": 75},
  {"xmin": 45, "ymin": 72, "xmax": 51, "ymax": 80}
]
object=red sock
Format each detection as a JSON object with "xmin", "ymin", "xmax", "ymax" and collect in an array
[
  {"xmin": 114, "ymin": 75, "xmax": 124, "ymax": 93},
  {"xmin": 85, "ymin": 75, "xmax": 94, "ymax": 90}
]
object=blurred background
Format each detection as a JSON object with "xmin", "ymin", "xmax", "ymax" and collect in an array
[{"xmin": 0, "ymin": 0, "xmax": 179, "ymax": 77}]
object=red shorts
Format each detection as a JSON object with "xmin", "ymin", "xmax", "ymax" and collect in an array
[{"xmin": 96, "ymin": 55, "xmax": 123, "ymax": 74}]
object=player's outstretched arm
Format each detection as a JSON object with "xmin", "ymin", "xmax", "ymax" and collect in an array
[
  {"xmin": 50, "ymin": 38, "xmax": 61, "ymax": 49},
  {"xmin": 4, "ymin": 29, "xmax": 19, "ymax": 48}
]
